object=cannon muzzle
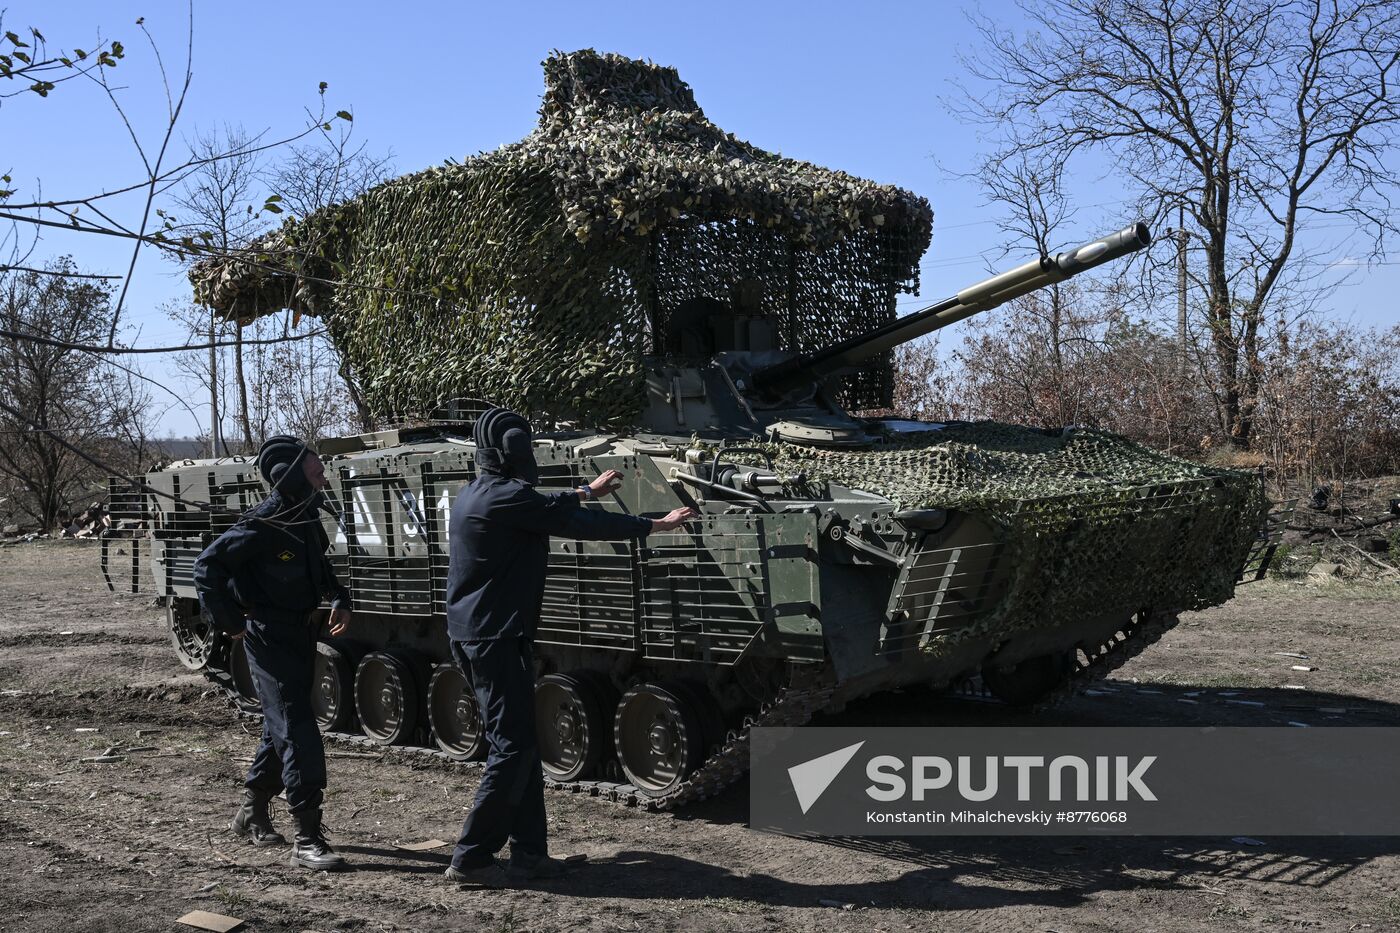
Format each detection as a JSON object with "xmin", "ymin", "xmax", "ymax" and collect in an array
[
  {"xmin": 953, "ymin": 222, "xmax": 1151, "ymax": 312},
  {"xmin": 752, "ymin": 222, "xmax": 1152, "ymax": 394}
]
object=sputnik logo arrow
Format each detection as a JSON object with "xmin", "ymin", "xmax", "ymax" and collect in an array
[{"xmin": 787, "ymin": 741, "xmax": 865, "ymax": 814}]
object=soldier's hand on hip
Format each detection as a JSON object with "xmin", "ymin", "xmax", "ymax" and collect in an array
[
  {"xmin": 650, "ymin": 507, "xmax": 698, "ymax": 532},
  {"xmin": 328, "ymin": 607, "xmax": 353, "ymax": 637},
  {"xmin": 588, "ymin": 469, "xmax": 624, "ymax": 497}
]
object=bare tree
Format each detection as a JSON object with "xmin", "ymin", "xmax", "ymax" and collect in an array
[
  {"xmin": 0, "ymin": 8, "xmax": 369, "ymax": 521},
  {"xmin": 164, "ymin": 297, "xmax": 356, "ymax": 447},
  {"xmin": 171, "ymin": 125, "xmax": 270, "ymax": 450},
  {"xmin": 0, "ymin": 261, "xmax": 120, "ymax": 527},
  {"xmin": 95, "ymin": 364, "xmax": 161, "ymax": 473},
  {"xmin": 0, "ymin": 10, "xmax": 351, "ymax": 327},
  {"xmin": 970, "ymin": 150, "xmax": 1093, "ymax": 426},
  {"xmin": 163, "ymin": 298, "xmax": 239, "ymax": 451},
  {"xmin": 960, "ymin": 0, "xmax": 1400, "ymax": 449},
  {"xmin": 264, "ymin": 129, "xmax": 393, "ymax": 221},
  {"xmin": 1255, "ymin": 319, "xmax": 1400, "ymax": 487},
  {"xmin": 163, "ymin": 125, "xmax": 392, "ymax": 449},
  {"xmin": 262, "ymin": 129, "xmax": 393, "ymax": 432},
  {"xmin": 267, "ymin": 332, "xmax": 361, "ymax": 443}
]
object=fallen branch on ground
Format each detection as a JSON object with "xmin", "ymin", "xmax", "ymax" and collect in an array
[{"xmin": 1330, "ymin": 529, "xmax": 1400, "ymax": 575}]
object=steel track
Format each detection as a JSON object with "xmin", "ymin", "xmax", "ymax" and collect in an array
[
  {"xmin": 192, "ymin": 610, "xmax": 1179, "ymax": 811},
  {"xmin": 1029, "ymin": 609, "xmax": 1181, "ymax": 712}
]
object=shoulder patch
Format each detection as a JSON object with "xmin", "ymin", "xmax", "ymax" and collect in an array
[{"xmin": 278, "ymin": 550, "xmax": 295, "ymax": 562}]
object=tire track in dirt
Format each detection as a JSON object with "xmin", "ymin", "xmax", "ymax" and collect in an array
[
  {"xmin": 0, "ymin": 685, "xmax": 233, "ymax": 728},
  {"xmin": 0, "ymin": 632, "xmax": 167, "ymax": 648}
]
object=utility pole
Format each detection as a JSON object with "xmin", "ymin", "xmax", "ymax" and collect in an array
[
  {"xmin": 1177, "ymin": 205, "xmax": 1188, "ymax": 377},
  {"xmin": 209, "ymin": 305, "xmax": 220, "ymax": 458}
]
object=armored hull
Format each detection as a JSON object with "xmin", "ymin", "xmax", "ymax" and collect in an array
[
  {"xmin": 116, "ymin": 51, "xmax": 1284, "ymax": 807},
  {"xmin": 105, "ymin": 418, "xmax": 1276, "ymax": 808}
]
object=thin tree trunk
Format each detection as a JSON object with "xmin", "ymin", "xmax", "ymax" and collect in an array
[
  {"xmin": 208, "ymin": 305, "xmax": 220, "ymax": 458},
  {"xmin": 337, "ymin": 355, "xmax": 375, "ymax": 433},
  {"xmin": 234, "ymin": 326, "xmax": 252, "ymax": 449}
]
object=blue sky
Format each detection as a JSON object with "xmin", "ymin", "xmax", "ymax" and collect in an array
[{"xmin": 4, "ymin": 1, "xmax": 1396, "ymax": 435}]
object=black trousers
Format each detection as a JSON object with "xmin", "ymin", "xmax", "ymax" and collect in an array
[
  {"xmin": 450, "ymin": 636, "xmax": 547, "ymax": 870},
  {"xmin": 242, "ymin": 615, "xmax": 326, "ymax": 814}
]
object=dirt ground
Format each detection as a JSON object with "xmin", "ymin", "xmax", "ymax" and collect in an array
[{"xmin": 2, "ymin": 542, "xmax": 1399, "ymax": 932}]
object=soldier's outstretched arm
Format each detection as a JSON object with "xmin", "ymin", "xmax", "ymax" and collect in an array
[
  {"xmin": 499, "ymin": 482, "xmax": 694, "ymax": 540},
  {"xmin": 495, "ymin": 484, "xmax": 596, "ymax": 536},
  {"xmin": 563, "ymin": 505, "xmax": 656, "ymax": 541}
]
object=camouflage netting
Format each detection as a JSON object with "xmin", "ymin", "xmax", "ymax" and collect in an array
[
  {"xmin": 771, "ymin": 422, "xmax": 1270, "ymax": 650},
  {"xmin": 190, "ymin": 49, "xmax": 932, "ymax": 424}
]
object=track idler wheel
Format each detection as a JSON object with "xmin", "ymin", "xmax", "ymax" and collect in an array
[
  {"xmin": 228, "ymin": 637, "xmax": 261, "ymax": 711},
  {"xmin": 535, "ymin": 672, "xmax": 610, "ymax": 781},
  {"xmin": 428, "ymin": 663, "xmax": 486, "ymax": 761},
  {"xmin": 981, "ymin": 651, "xmax": 1075, "ymax": 707},
  {"xmin": 354, "ymin": 651, "xmax": 420, "ymax": 745},
  {"xmin": 167, "ymin": 601, "xmax": 216, "ymax": 671},
  {"xmin": 312, "ymin": 642, "xmax": 355, "ymax": 732},
  {"xmin": 613, "ymin": 681, "xmax": 705, "ymax": 797}
]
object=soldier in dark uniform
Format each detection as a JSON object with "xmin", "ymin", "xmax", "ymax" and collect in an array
[
  {"xmin": 443, "ymin": 408, "xmax": 695, "ymax": 887},
  {"xmin": 193, "ymin": 435, "xmax": 353, "ymax": 872}
]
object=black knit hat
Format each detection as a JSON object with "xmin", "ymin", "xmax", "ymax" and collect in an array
[
  {"xmin": 472, "ymin": 408, "xmax": 538, "ymax": 484},
  {"xmin": 257, "ymin": 434, "xmax": 311, "ymax": 498}
]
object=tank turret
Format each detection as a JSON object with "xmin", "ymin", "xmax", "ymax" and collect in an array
[
  {"xmin": 635, "ymin": 223, "xmax": 1152, "ymax": 442},
  {"xmin": 752, "ymin": 223, "xmax": 1151, "ymax": 396}
]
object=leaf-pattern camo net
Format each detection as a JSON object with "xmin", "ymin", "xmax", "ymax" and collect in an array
[
  {"xmin": 189, "ymin": 49, "xmax": 932, "ymax": 425},
  {"xmin": 772, "ymin": 422, "xmax": 1269, "ymax": 648}
]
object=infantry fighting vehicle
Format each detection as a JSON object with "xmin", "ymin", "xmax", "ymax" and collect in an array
[{"xmin": 102, "ymin": 52, "xmax": 1277, "ymax": 809}]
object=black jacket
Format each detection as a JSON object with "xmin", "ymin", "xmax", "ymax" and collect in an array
[
  {"xmin": 446, "ymin": 475, "xmax": 652, "ymax": 642},
  {"xmin": 193, "ymin": 491, "xmax": 351, "ymax": 634}
]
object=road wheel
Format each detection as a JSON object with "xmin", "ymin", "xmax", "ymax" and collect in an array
[
  {"xmin": 428, "ymin": 664, "xmax": 486, "ymax": 761},
  {"xmin": 613, "ymin": 681, "xmax": 704, "ymax": 797},
  {"xmin": 167, "ymin": 600, "xmax": 215, "ymax": 671},
  {"xmin": 355, "ymin": 651, "xmax": 419, "ymax": 745},
  {"xmin": 312, "ymin": 642, "xmax": 355, "ymax": 732},
  {"xmin": 535, "ymin": 673, "xmax": 609, "ymax": 781}
]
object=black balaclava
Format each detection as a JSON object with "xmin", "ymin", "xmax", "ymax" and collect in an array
[
  {"xmin": 472, "ymin": 407, "xmax": 539, "ymax": 485},
  {"xmin": 257, "ymin": 434, "xmax": 313, "ymax": 502}
]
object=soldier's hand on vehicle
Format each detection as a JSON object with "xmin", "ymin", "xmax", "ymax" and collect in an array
[
  {"xmin": 588, "ymin": 469, "xmax": 625, "ymax": 497},
  {"xmin": 328, "ymin": 607, "xmax": 353, "ymax": 636},
  {"xmin": 650, "ymin": 507, "xmax": 698, "ymax": 532}
]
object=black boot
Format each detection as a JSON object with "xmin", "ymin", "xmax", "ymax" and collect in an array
[
  {"xmin": 231, "ymin": 788, "xmax": 287, "ymax": 847},
  {"xmin": 288, "ymin": 809, "xmax": 347, "ymax": 871}
]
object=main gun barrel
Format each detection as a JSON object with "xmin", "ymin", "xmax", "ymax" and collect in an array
[{"xmin": 752, "ymin": 222, "xmax": 1152, "ymax": 393}]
